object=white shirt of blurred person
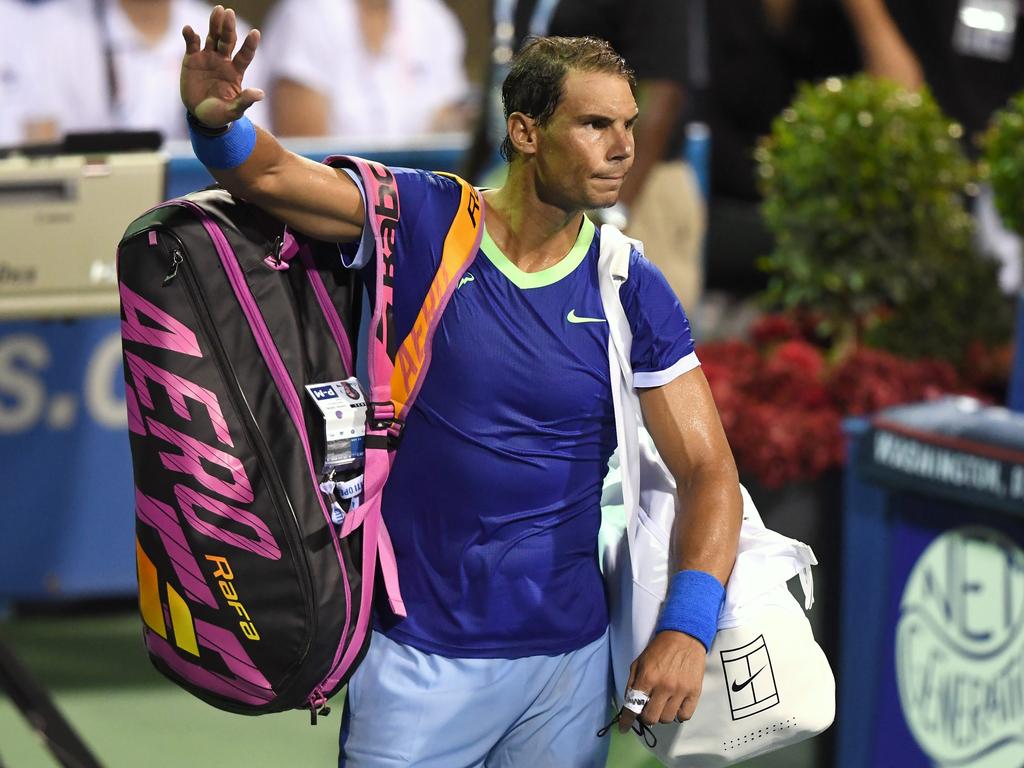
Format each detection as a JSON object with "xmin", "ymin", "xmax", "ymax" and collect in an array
[
  {"xmin": 262, "ymin": 0, "xmax": 470, "ymax": 139},
  {"xmin": 0, "ymin": 0, "xmax": 60, "ymax": 145},
  {"xmin": 37, "ymin": 0, "xmax": 267, "ymax": 142}
]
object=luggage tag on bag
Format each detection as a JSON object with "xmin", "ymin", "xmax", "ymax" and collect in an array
[
  {"xmin": 953, "ymin": 0, "xmax": 1018, "ymax": 61},
  {"xmin": 304, "ymin": 378, "xmax": 367, "ymax": 475}
]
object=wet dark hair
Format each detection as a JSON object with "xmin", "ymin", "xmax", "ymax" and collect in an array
[{"xmin": 499, "ymin": 36, "xmax": 636, "ymax": 162}]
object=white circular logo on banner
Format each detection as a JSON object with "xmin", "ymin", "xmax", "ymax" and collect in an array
[{"xmin": 896, "ymin": 527, "xmax": 1024, "ymax": 768}]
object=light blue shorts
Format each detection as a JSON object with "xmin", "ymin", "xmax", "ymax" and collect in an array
[{"xmin": 338, "ymin": 630, "xmax": 612, "ymax": 768}]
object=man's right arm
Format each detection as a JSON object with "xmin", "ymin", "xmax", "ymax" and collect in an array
[
  {"xmin": 181, "ymin": 5, "xmax": 364, "ymax": 243},
  {"xmin": 213, "ymin": 126, "xmax": 365, "ymax": 242}
]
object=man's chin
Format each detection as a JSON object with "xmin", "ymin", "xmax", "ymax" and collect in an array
[{"xmin": 589, "ymin": 193, "xmax": 621, "ymax": 210}]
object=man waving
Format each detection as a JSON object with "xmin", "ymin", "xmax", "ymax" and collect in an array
[{"xmin": 180, "ymin": 8, "xmax": 741, "ymax": 766}]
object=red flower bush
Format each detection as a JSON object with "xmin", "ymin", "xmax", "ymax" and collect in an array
[{"xmin": 699, "ymin": 314, "xmax": 986, "ymax": 488}]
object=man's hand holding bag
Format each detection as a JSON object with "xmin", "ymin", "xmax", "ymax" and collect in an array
[{"xmin": 597, "ymin": 225, "xmax": 836, "ymax": 767}]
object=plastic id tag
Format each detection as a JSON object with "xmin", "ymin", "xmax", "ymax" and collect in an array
[{"xmin": 304, "ymin": 378, "xmax": 367, "ymax": 474}]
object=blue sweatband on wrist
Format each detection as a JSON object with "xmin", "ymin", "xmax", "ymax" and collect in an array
[
  {"xmin": 655, "ymin": 569, "xmax": 726, "ymax": 653},
  {"xmin": 188, "ymin": 114, "xmax": 257, "ymax": 170}
]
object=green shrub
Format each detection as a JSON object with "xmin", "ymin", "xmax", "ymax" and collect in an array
[
  {"xmin": 982, "ymin": 90, "xmax": 1024, "ymax": 235},
  {"xmin": 757, "ymin": 74, "xmax": 1011, "ymax": 363}
]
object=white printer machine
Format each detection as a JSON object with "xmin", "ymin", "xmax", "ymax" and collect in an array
[{"xmin": 0, "ymin": 146, "xmax": 165, "ymax": 320}]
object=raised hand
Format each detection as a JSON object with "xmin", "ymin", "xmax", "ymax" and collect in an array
[{"xmin": 181, "ymin": 5, "xmax": 264, "ymax": 128}]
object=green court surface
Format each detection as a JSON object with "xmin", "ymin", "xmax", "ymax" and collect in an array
[{"xmin": 0, "ymin": 607, "xmax": 819, "ymax": 768}]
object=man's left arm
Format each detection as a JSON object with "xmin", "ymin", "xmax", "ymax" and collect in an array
[{"xmin": 616, "ymin": 367, "xmax": 742, "ymax": 731}]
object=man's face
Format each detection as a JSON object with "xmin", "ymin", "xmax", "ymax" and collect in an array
[{"xmin": 533, "ymin": 70, "xmax": 637, "ymax": 211}]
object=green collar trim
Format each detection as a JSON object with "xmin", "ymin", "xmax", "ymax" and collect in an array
[{"xmin": 480, "ymin": 215, "xmax": 595, "ymax": 289}]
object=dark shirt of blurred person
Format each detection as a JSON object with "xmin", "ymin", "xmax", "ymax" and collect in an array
[
  {"xmin": 844, "ymin": 0, "xmax": 1024, "ymax": 290},
  {"xmin": 846, "ymin": 0, "xmax": 1024, "ymax": 142},
  {"xmin": 708, "ymin": 0, "xmax": 859, "ymax": 202}
]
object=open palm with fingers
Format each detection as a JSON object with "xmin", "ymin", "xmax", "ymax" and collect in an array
[{"xmin": 181, "ymin": 5, "xmax": 263, "ymax": 128}]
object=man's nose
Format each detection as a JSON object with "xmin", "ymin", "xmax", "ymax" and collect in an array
[{"xmin": 609, "ymin": 126, "xmax": 633, "ymax": 161}]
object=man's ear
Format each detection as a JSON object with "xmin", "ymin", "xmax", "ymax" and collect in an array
[{"xmin": 507, "ymin": 112, "xmax": 538, "ymax": 157}]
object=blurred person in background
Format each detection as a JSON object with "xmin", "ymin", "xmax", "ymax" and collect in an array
[
  {"xmin": 261, "ymin": 0, "xmax": 471, "ymax": 139},
  {"xmin": 1, "ymin": 0, "xmax": 64, "ymax": 144},
  {"xmin": 703, "ymin": 0, "xmax": 858, "ymax": 299},
  {"xmin": 465, "ymin": 0, "xmax": 705, "ymax": 311},
  {"xmin": 28, "ymin": 0, "xmax": 267, "ymax": 141},
  {"xmin": 703, "ymin": 0, "xmax": 1021, "ymax": 321},
  {"xmin": 843, "ymin": 0, "xmax": 1024, "ymax": 140},
  {"xmin": 843, "ymin": 0, "xmax": 1024, "ymax": 292}
]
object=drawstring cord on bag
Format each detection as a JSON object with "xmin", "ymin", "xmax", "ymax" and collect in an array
[
  {"xmin": 799, "ymin": 562, "xmax": 815, "ymax": 610},
  {"xmin": 596, "ymin": 712, "xmax": 658, "ymax": 748}
]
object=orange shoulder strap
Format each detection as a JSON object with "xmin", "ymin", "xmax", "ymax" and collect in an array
[{"xmin": 390, "ymin": 173, "xmax": 484, "ymax": 418}]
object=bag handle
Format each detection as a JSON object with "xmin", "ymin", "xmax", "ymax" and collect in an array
[{"xmin": 597, "ymin": 224, "xmax": 648, "ymax": 582}]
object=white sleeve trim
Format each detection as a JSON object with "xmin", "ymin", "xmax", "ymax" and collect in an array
[
  {"xmin": 338, "ymin": 169, "xmax": 373, "ymax": 270},
  {"xmin": 633, "ymin": 351, "xmax": 701, "ymax": 389}
]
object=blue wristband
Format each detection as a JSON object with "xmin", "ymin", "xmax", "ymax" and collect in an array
[
  {"xmin": 655, "ymin": 570, "xmax": 725, "ymax": 652},
  {"xmin": 188, "ymin": 113, "xmax": 257, "ymax": 170}
]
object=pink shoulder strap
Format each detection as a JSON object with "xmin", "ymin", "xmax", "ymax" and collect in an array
[{"xmin": 324, "ymin": 156, "xmax": 484, "ymax": 619}]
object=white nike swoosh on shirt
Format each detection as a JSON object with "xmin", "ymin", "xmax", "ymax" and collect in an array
[{"xmin": 567, "ymin": 309, "xmax": 607, "ymax": 324}]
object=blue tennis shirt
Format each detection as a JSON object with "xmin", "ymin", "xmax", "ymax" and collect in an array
[{"xmin": 343, "ymin": 168, "xmax": 698, "ymax": 658}]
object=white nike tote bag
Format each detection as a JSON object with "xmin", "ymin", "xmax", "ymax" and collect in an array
[{"xmin": 597, "ymin": 225, "xmax": 836, "ymax": 767}]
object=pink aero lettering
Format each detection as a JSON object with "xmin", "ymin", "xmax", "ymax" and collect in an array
[
  {"xmin": 135, "ymin": 490, "xmax": 218, "ymax": 608},
  {"xmin": 125, "ymin": 351, "xmax": 233, "ymax": 447},
  {"xmin": 146, "ymin": 623, "xmax": 274, "ymax": 705},
  {"xmin": 145, "ymin": 417, "xmax": 254, "ymax": 504},
  {"xmin": 125, "ymin": 382, "xmax": 146, "ymax": 436},
  {"xmin": 175, "ymin": 485, "xmax": 282, "ymax": 561},
  {"xmin": 120, "ymin": 283, "xmax": 202, "ymax": 356}
]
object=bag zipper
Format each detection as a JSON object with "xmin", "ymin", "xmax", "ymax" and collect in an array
[
  {"xmin": 161, "ymin": 230, "xmax": 317, "ymax": 701},
  {"xmin": 307, "ymin": 686, "xmax": 331, "ymax": 725},
  {"xmin": 168, "ymin": 206, "xmax": 357, "ymax": 712},
  {"xmin": 300, "ymin": 267, "xmax": 368, "ymax": 704},
  {"xmin": 300, "ymin": 249, "xmax": 354, "ymax": 376},
  {"xmin": 151, "ymin": 201, "xmax": 360, "ymax": 715}
]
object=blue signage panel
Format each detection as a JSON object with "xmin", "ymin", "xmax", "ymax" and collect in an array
[
  {"xmin": 1011, "ymin": 294, "xmax": 1024, "ymax": 412},
  {"xmin": 856, "ymin": 398, "xmax": 1024, "ymax": 518},
  {"xmin": 842, "ymin": 415, "xmax": 1024, "ymax": 768},
  {"xmin": 869, "ymin": 499, "xmax": 1024, "ymax": 767},
  {"xmin": 0, "ymin": 317, "xmax": 136, "ymax": 598}
]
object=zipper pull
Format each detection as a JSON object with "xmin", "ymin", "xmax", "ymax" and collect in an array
[
  {"xmin": 163, "ymin": 249, "xmax": 184, "ymax": 285},
  {"xmin": 264, "ymin": 236, "xmax": 289, "ymax": 270},
  {"xmin": 307, "ymin": 688, "xmax": 330, "ymax": 725}
]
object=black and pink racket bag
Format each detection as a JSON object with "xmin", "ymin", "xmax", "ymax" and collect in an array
[
  {"xmin": 117, "ymin": 156, "xmax": 482, "ymax": 723},
  {"xmin": 117, "ymin": 186, "xmax": 371, "ymax": 721}
]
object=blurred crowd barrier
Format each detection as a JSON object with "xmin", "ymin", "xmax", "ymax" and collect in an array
[
  {"xmin": 0, "ymin": 128, "xmax": 709, "ymax": 603},
  {"xmin": 0, "ymin": 136, "xmax": 467, "ymax": 602}
]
